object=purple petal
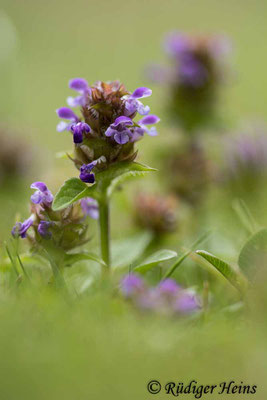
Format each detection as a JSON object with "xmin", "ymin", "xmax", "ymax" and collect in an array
[
  {"xmin": 105, "ymin": 127, "xmax": 117, "ymax": 137},
  {"xmin": 114, "ymin": 131, "xmax": 129, "ymax": 145},
  {"xmin": 69, "ymin": 78, "xmax": 88, "ymax": 92},
  {"xmin": 146, "ymin": 127, "xmax": 158, "ymax": 136},
  {"xmin": 67, "ymin": 95, "xmax": 84, "ymax": 107},
  {"xmin": 81, "ymin": 198, "xmax": 99, "ymax": 220},
  {"xmin": 139, "ymin": 115, "xmax": 160, "ymax": 125},
  {"xmin": 56, "ymin": 107, "xmax": 79, "ymax": 121},
  {"xmin": 30, "ymin": 182, "xmax": 48, "ymax": 192},
  {"xmin": 38, "ymin": 221, "xmax": 52, "ymax": 239},
  {"xmin": 158, "ymin": 279, "xmax": 181, "ymax": 294},
  {"xmin": 130, "ymin": 87, "xmax": 152, "ymax": 99},
  {"xmin": 121, "ymin": 274, "xmax": 144, "ymax": 297},
  {"xmin": 113, "ymin": 116, "xmax": 133, "ymax": 126},
  {"xmin": 137, "ymin": 102, "xmax": 150, "ymax": 116},
  {"xmin": 57, "ymin": 121, "xmax": 70, "ymax": 132},
  {"xmin": 12, "ymin": 215, "xmax": 34, "ymax": 239}
]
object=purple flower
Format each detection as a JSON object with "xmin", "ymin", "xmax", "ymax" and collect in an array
[
  {"xmin": 30, "ymin": 182, "xmax": 53, "ymax": 207},
  {"xmin": 124, "ymin": 87, "xmax": 152, "ymax": 117},
  {"xmin": 175, "ymin": 291, "xmax": 200, "ymax": 313},
  {"xmin": 179, "ymin": 55, "xmax": 208, "ymax": 88},
  {"xmin": 12, "ymin": 215, "xmax": 34, "ymax": 238},
  {"xmin": 38, "ymin": 221, "xmax": 53, "ymax": 239},
  {"xmin": 56, "ymin": 107, "xmax": 79, "ymax": 132},
  {"xmin": 157, "ymin": 279, "xmax": 181, "ymax": 295},
  {"xmin": 67, "ymin": 77, "xmax": 90, "ymax": 108},
  {"xmin": 121, "ymin": 274, "xmax": 144, "ymax": 297},
  {"xmin": 79, "ymin": 161, "xmax": 97, "ymax": 183},
  {"xmin": 81, "ymin": 197, "xmax": 99, "ymax": 219},
  {"xmin": 71, "ymin": 122, "xmax": 91, "ymax": 144},
  {"xmin": 105, "ymin": 114, "xmax": 160, "ymax": 144},
  {"xmin": 164, "ymin": 31, "xmax": 189, "ymax": 58}
]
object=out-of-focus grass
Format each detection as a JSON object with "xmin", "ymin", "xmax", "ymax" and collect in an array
[{"xmin": 0, "ymin": 287, "xmax": 266, "ymax": 400}]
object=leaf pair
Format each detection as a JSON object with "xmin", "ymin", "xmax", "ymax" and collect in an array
[{"xmin": 52, "ymin": 161, "xmax": 156, "ymax": 211}]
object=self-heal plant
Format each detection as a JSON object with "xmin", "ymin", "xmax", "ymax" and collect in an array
[
  {"xmin": 54, "ymin": 78, "xmax": 159, "ymax": 268},
  {"xmin": 12, "ymin": 181, "xmax": 100, "ymax": 284},
  {"xmin": 148, "ymin": 32, "xmax": 231, "ymax": 132}
]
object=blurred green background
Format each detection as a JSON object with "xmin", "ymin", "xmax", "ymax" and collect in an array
[{"xmin": 1, "ymin": 0, "xmax": 267, "ymax": 399}]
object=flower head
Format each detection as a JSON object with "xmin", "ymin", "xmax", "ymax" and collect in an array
[
  {"xmin": 135, "ymin": 193, "xmax": 177, "ymax": 234},
  {"xmin": 147, "ymin": 32, "xmax": 231, "ymax": 131},
  {"xmin": 56, "ymin": 79, "xmax": 160, "ymax": 172}
]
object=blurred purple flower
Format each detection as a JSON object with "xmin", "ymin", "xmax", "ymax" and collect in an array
[
  {"xmin": 81, "ymin": 197, "xmax": 99, "ymax": 219},
  {"xmin": 38, "ymin": 221, "xmax": 53, "ymax": 239},
  {"xmin": 12, "ymin": 215, "xmax": 34, "ymax": 238},
  {"xmin": 121, "ymin": 274, "xmax": 145, "ymax": 297},
  {"xmin": 175, "ymin": 291, "xmax": 200, "ymax": 313}
]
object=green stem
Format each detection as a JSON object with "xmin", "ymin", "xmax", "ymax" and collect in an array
[{"xmin": 99, "ymin": 195, "xmax": 110, "ymax": 268}]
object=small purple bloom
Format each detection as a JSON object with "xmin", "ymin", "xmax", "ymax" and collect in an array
[
  {"xmin": 81, "ymin": 197, "xmax": 99, "ymax": 219},
  {"xmin": 158, "ymin": 279, "xmax": 181, "ymax": 295},
  {"xmin": 175, "ymin": 291, "xmax": 200, "ymax": 313},
  {"xmin": 56, "ymin": 107, "xmax": 79, "ymax": 132},
  {"xmin": 12, "ymin": 215, "xmax": 34, "ymax": 238},
  {"xmin": 139, "ymin": 115, "xmax": 160, "ymax": 125},
  {"xmin": 67, "ymin": 78, "xmax": 90, "ymax": 107},
  {"xmin": 71, "ymin": 122, "xmax": 91, "ymax": 144},
  {"xmin": 79, "ymin": 161, "xmax": 96, "ymax": 183},
  {"xmin": 112, "ymin": 116, "xmax": 134, "ymax": 126},
  {"xmin": 121, "ymin": 274, "xmax": 144, "ymax": 297},
  {"xmin": 130, "ymin": 87, "xmax": 152, "ymax": 99},
  {"xmin": 38, "ymin": 221, "xmax": 53, "ymax": 239},
  {"xmin": 69, "ymin": 78, "xmax": 89, "ymax": 92},
  {"xmin": 124, "ymin": 87, "xmax": 152, "ymax": 117},
  {"xmin": 30, "ymin": 182, "xmax": 53, "ymax": 207}
]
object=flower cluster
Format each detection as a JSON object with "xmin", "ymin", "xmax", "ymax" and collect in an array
[
  {"xmin": 56, "ymin": 79, "xmax": 160, "ymax": 183},
  {"xmin": 12, "ymin": 182, "xmax": 98, "ymax": 251},
  {"xmin": 148, "ymin": 32, "xmax": 230, "ymax": 131},
  {"xmin": 134, "ymin": 193, "xmax": 177, "ymax": 234},
  {"xmin": 121, "ymin": 274, "xmax": 200, "ymax": 315}
]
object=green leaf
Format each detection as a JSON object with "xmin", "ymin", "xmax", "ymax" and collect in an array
[
  {"xmin": 64, "ymin": 252, "xmax": 106, "ymax": 267},
  {"xmin": 52, "ymin": 162, "xmax": 156, "ymax": 211},
  {"xmin": 104, "ymin": 162, "xmax": 156, "ymax": 198},
  {"xmin": 52, "ymin": 178, "xmax": 91, "ymax": 211},
  {"xmin": 134, "ymin": 249, "xmax": 177, "ymax": 274},
  {"xmin": 163, "ymin": 231, "xmax": 211, "ymax": 279},
  {"xmin": 238, "ymin": 228, "xmax": 267, "ymax": 279},
  {"xmin": 196, "ymin": 250, "xmax": 248, "ymax": 293},
  {"xmin": 111, "ymin": 231, "xmax": 153, "ymax": 268}
]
